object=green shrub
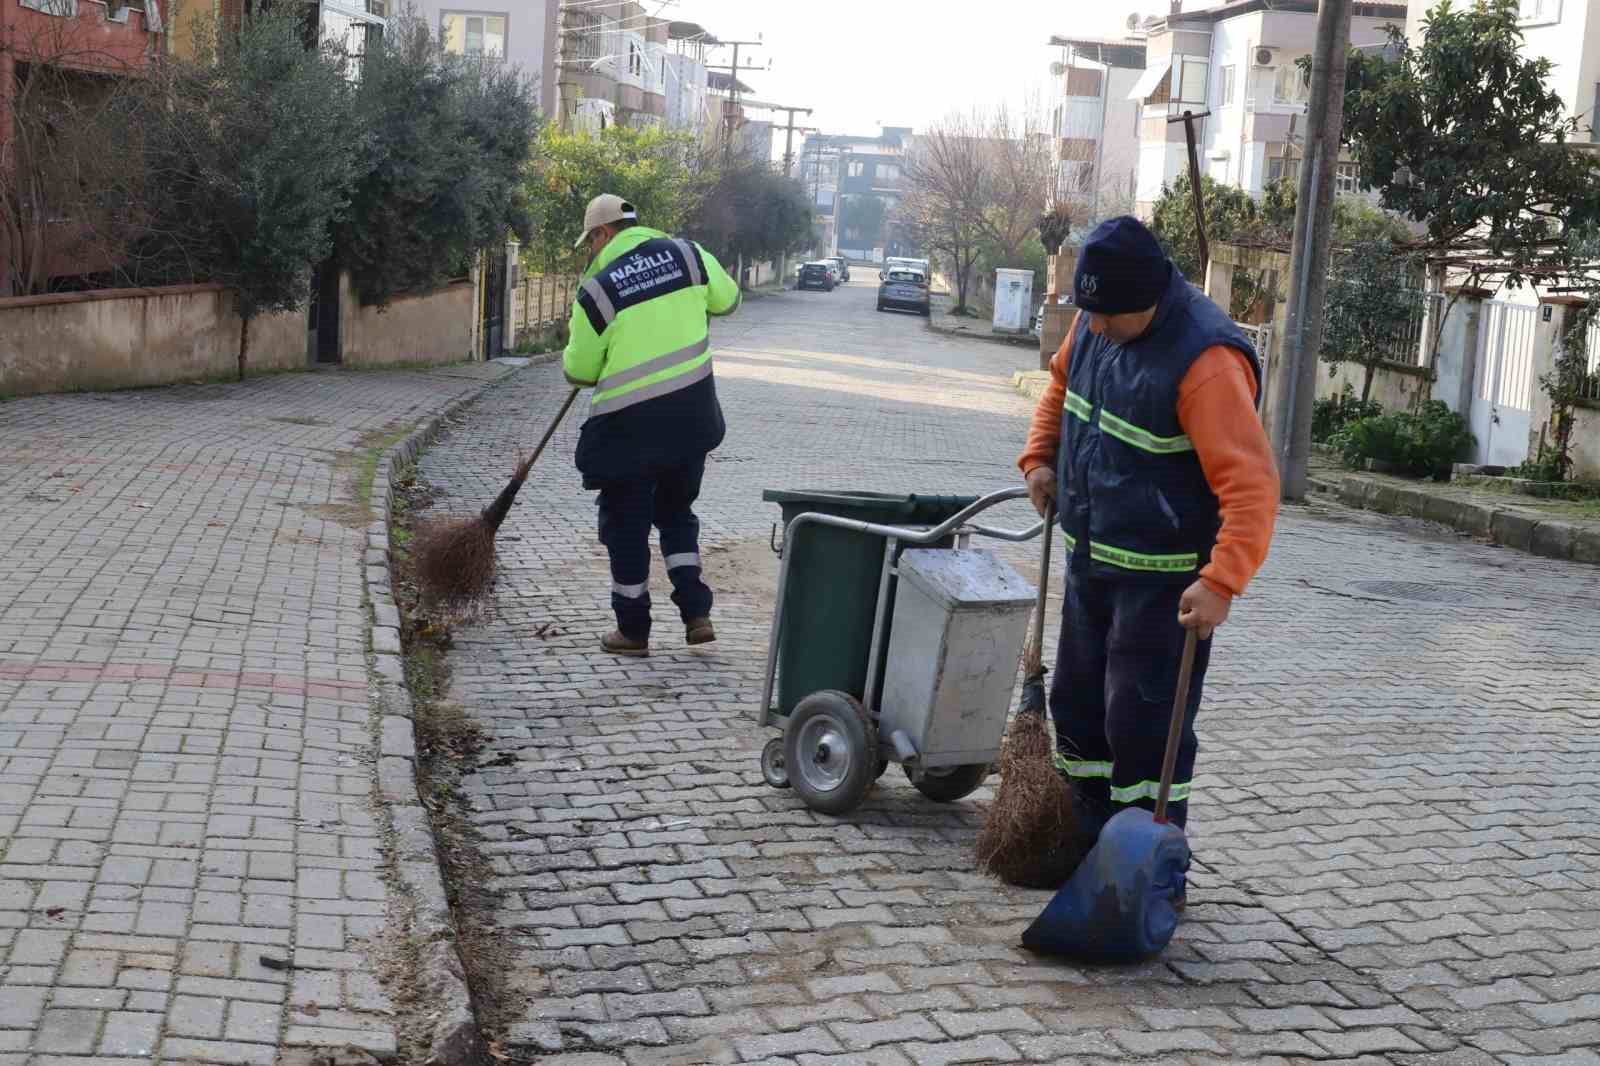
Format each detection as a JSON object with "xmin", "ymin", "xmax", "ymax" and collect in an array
[
  {"xmin": 1331, "ymin": 401, "xmax": 1475, "ymax": 478},
  {"xmin": 1312, "ymin": 386, "xmax": 1383, "ymax": 442}
]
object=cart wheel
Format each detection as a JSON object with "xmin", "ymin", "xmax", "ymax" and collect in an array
[
  {"xmin": 784, "ymin": 691, "xmax": 878, "ymax": 816},
  {"xmin": 906, "ymin": 762, "xmax": 990, "ymax": 803},
  {"xmin": 760, "ymin": 737, "xmax": 790, "ymax": 789}
]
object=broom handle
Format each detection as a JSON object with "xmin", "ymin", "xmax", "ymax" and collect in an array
[
  {"xmin": 1154, "ymin": 627, "xmax": 1199, "ymax": 825},
  {"xmin": 1029, "ymin": 501, "xmax": 1055, "ymax": 661},
  {"xmin": 513, "ymin": 386, "xmax": 581, "ymax": 482}
]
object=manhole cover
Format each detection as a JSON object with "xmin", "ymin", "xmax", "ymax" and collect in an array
[{"xmin": 1350, "ymin": 580, "xmax": 1466, "ymax": 602}]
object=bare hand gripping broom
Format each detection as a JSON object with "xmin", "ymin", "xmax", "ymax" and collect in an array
[{"xmin": 412, "ymin": 386, "xmax": 581, "ymax": 604}]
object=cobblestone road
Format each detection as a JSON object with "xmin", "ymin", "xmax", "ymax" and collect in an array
[
  {"xmin": 0, "ymin": 364, "xmax": 509, "ymax": 1065},
  {"xmin": 418, "ymin": 278, "xmax": 1600, "ymax": 1066}
]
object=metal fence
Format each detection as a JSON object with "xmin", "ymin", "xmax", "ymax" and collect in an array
[{"xmin": 514, "ymin": 273, "xmax": 579, "ymax": 333}]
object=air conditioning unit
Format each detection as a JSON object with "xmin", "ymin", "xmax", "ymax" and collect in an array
[{"xmin": 1254, "ymin": 47, "xmax": 1276, "ymax": 67}]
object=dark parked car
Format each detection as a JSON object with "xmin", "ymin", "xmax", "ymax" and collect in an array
[
  {"xmin": 798, "ymin": 262, "xmax": 835, "ymax": 292},
  {"xmin": 877, "ymin": 268, "xmax": 930, "ymax": 316}
]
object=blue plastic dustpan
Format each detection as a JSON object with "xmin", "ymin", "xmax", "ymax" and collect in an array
[{"xmin": 1020, "ymin": 628, "xmax": 1200, "ymax": 964}]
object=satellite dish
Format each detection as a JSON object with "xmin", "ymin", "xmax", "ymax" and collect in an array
[{"xmin": 1126, "ymin": 13, "xmax": 1140, "ymax": 30}]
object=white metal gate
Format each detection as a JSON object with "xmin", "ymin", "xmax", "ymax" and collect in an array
[
  {"xmin": 1471, "ymin": 301, "xmax": 1538, "ymax": 468},
  {"xmin": 1233, "ymin": 320, "xmax": 1273, "ymax": 394}
]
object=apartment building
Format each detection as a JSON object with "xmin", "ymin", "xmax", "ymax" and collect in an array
[
  {"xmin": 798, "ymin": 127, "xmax": 916, "ymax": 261},
  {"xmin": 395, "ymin": 0, "xmax": 556, "ymax": 118},
  {"xmin": 1047, "ymin": 35, "xmax": 1146, "ymax": 224},
  {"xmin": 556, "ymin": 0, "xmax": 668, "ymax": 130},
  {"xmin": 1130, "ymin": 0, "xmax": 1407, "ymax": 217},
  {"xmin": 1408, "ymin": 0, "xmax": 1600, "ymax": 143}
]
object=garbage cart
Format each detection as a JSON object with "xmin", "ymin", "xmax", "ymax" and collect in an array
[{"xmin": 755, "ymin": 487, "xmax": 1046, "ymax": 815}]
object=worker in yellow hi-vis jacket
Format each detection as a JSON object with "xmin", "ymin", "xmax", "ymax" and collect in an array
[{"xmin": 562, "ymin": 194, "xmax": 741, "ymax": 658}]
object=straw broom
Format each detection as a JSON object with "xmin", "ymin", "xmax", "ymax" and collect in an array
[
  {"xmin": 974, "ymin": 503, "xmax": 1087, "ymax": 890},
  {"xmin": 412, "ymin": 386, "xmax": 580, "ymax": 606}
]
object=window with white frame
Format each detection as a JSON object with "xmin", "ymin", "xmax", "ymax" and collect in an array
[
  {"xmin": 848, "ymin": 160, "xmax": 865, "ymax": 178},
  {"xmin": 1518, "ymin": 0, "xmax": 1562, "ymax": 25},
  {"xmin": 443, "ymin": 12, "xmax": 506, "ymax": 59},
  {"xmin": 1334, "ymin": 162, "xmax": 1360, "ymax": 194},
  {"xmin": 1273, "ymin": 62, "xmax": 1310, "ymax": 105},
  {"xmin": 1217, "ymin": 65, "xmax": 1235, "ymax": 108},
  {"xmin": 20, "ymin": 0, "xmax": 76, "ymax": 13},
  {"xmin": 1174, "ymin": 55, "xmax": 1208, "ymax": 107}
]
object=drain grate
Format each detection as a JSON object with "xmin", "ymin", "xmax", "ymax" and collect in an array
[{"xmin": 1350, "ymin": 580, "xmax": 1468, "ymax": 603}]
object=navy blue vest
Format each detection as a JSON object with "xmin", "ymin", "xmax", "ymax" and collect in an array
[{"xmin": 1056, "ymin": 266, "xmax": 1260, "ymax": 583}]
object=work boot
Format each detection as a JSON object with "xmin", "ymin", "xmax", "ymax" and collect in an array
[
  {"xmin": 601, "ymin": 630, "xmax": 649, "ymax": 658},
  {"xmin": 685, "ymin": 617, "xmax": 716, "ymax": 645}
]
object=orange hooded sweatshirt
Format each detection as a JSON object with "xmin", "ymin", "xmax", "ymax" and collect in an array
[{"xmin": 1018, "ymin": 313, "xmax": 1279, "ymax": 600}]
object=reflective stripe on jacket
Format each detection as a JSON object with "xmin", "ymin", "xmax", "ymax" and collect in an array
[
  {"xmin": 562, "ymin": 227, "xmax": 740, "ymax": 483},
  {"xmin": 1056, "ymin": 266, "xmax": 1260, "ymax": 582}
]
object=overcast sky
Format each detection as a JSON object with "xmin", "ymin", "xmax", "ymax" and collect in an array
[{"xmin": 666, "ymin": 0, "xmax": 1174, "ymax": 138}]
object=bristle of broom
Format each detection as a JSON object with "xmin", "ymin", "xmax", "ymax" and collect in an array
[
  {"xmin": 412, "ymin": 513, "xmax": 499, "ymax": 606},
  {"xmin": 973, "ymin": 634, "xmax": 1086, "ymax": 889}
]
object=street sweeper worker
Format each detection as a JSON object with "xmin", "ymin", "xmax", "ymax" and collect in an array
[
  {"xmin": 563, "ymin": 193, "xmax": 741, "ymax": 658},
  {"xmin": 1018, "ymin": 214, "xmax": 1278, "ymax": 836}
]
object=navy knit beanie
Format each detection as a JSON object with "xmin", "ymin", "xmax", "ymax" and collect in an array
[{"xmin": 1073, "ymin": 216, "xmax": 1171, "ymax": 314}]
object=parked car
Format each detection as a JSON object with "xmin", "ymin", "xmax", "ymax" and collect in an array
[
  {"xmin": 797, "ymin": 261, "xmax": 835, "ymax": 292},
  {"xmin": 825, "ymin": 256, "xmax": 850, "ymax": 283},
  {"xmin": 877, "ymin": 267, "xmax": 930, "ymax": 316},
  {"xmin": 880, "ymin": 256, "xmax": 929, "ymax": 280}
]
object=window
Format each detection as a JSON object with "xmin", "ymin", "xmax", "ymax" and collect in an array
[
  {"xmin": 878, "ymin": 164, "xmax": 899, "ymax": 183},
  {"xmin": 1175, "ymin": 55, "xmax": 1208, "ymax": 105},
  {"xmin": 1065, "ymin": 67, "xmax": 1102, "ymax": 97},
  {"xmin": 570, "ymin": 11, "xmax": 601, "ymax": 61},
  {"xmin": 1265, "ymin": 155, "xmax": 1300, "ymax": 185},
  {"xmin": 629, "ymin": 41, "xmax": 641, "ymax": 77},
  {"xmin": 1335, "ymin": 162, "xmax": 1360, "ymax": 194},
  {"xmin": 20, "ymin": 0, "xmax": 76, "ymax": 13},
  {"xmin": 848, "ymin": 160, "xmax": 865, "ymax": 178},
  {"xmin": 1273, "ymin": 63, "xmax": 1309, "ymax": 105},
  {"xmin": 1518, "ymin": 0, "xmax": 1562, "ymax": 25},
  {"xmin": 1217, "ymin": 65, "xmax": 1235, "ymax": 108},
  {"xmin": 443, "ymin": 12, "xmax": 506, "ymax": 59}
]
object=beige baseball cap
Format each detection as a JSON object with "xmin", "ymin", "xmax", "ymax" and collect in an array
[{"xmin": 574, "ymin": 193, "xmax": 638, "ymax": 248}]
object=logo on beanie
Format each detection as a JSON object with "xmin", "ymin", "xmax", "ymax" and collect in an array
[{"xmin": 1078, "ymin": 274, "xmax": 1099, "ymax": 299}]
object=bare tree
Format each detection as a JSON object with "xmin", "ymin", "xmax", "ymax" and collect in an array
[
  {"xmin": 0, "ymin": 17, "xmax": 147, "ymax": 296},
  {"xmin": 982, "ymin": 98, "xmax": 1053, "ymax": 266},
  {"xmin": 898, "ymin": 109, "xmax": 989, "ymax": 311},
  {"xmin": 899, "ymin": 101, "xmax": 1054, "ymax": 312}
]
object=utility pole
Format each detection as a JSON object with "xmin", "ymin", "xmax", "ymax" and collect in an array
[
  {"xmin": 1273, "ymin": 0, "xmax": 1353, "ymax": 501},
  {"xmin": 706, "ymin": 39, "xmax": 763, "ymax": 164},
  {"xmin": 771, "ymin": 106, "xmax": 814, "ymax": 177}
]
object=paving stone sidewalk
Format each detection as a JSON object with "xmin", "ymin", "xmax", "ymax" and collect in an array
[
  {"xmin": 416, "ymin": 284, "xmax": 1600, "ymax": 1066},
  {"xmin": 0, "ymin": 364, "xmax": 508, "ymax": 1065}
]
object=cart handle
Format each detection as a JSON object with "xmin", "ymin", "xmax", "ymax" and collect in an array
[{"xmin": 782, "ymin": 486, "xmax": 1047, "ymax": 546}]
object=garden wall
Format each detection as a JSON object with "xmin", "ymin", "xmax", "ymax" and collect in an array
[
  {"xmin": 0, "ymin": 278, "xmax": 475, "ymax": 396},
  {"xmin": 1317, "ymin": 359, "xmax": 1432, "ymax": 412}
]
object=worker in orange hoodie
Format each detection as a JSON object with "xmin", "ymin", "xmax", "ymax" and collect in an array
[{"xmin": 1019, "ymin": 215, "xmax": 1278, "ymax": 843}]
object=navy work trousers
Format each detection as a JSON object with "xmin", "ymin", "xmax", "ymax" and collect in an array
[
  {"xmin": 1049, "ymin": 572, "xmax": 1212, "ymax": 831},
  {"xmin": 595, "ymin": 456, "xmax": 713, "ymax": 639}
]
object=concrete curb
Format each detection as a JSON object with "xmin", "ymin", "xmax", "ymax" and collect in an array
[
  {"xmin": 363, "ymin": 364, "xmax": 517, "ymax": 1066},
  {"xmin": 927, "ymin": 318, "xmax": 1039, "ymax": 349},
  {"xmin": 1331, "ymin": 472, "xmax": 1600, "ymax": 566}
]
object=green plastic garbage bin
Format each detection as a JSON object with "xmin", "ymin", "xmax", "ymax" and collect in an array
[{"xmin": 762, "ymin": 490, "xmax": 978, "ymax": 719}]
